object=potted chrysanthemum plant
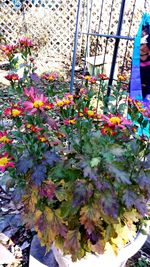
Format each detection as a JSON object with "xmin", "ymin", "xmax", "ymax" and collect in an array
[{"xmin": 0, "ymin": 38, "xmax": 149, "ymax": 267}]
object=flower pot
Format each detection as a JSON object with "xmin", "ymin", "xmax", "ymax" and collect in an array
[{"xmin": 51, "ymin": 227, "xmax": 149, "ymax": 267}]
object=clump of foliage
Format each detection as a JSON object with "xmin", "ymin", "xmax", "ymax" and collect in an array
[{"xmin": 0, "ymin": 38, "xmax": 150, "ymax": 261}]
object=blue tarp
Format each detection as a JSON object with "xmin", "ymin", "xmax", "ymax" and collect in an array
[
  {"xmin": 130, "ymin": 13, "xmax": 150, "ymax": 101},
  {"xmin": 130, "ymin": 13, "xmax": 150, "ymax": 137}
]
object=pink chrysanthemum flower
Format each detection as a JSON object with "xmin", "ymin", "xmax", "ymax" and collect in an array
[
  {"xmin": 101, "ymin": 114, "xmax": 132, "ymax": 129},
  {"xmin": 24, "ymin": 87, "xmax": 36, "ymax": 99},
  {"xmin": 63, "ymin": 118, "xmax": 76, "ymax": 125},
  {"xmin": 89, "ymin": 76, "xmax": 97, "ymax": 84},
  {"xmin": 63, "ymin": 93, "xmax": 73, "ymax": 100},
  {"xmin": 23, "ymin": 94, "xmax": 48, "ymax": 114},
  {"xmin": 41, "ymin": 72, "xmax": 58, "ymax": 81},
  {"xmin": 18, "ymin": 37, "xmax": 33, "ymax": 47},
  {"xmin": 0, "ymin": 153, "xmax": 14, "ymax": 173}
]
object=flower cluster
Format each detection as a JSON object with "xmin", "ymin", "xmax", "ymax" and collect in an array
[
  {"xmin": 41, "ymin": 72, "xmax": 59, "ymax": 81},
  {"xmin": 0, "ymin": 38, "xmax": 150, "ymax": 261}
]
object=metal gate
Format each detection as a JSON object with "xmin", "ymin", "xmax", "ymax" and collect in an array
[{"xmin": 70, "ymin": 0, "xmax": 150, "ymax": 93}]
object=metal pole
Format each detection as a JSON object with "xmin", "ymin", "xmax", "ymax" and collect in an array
[
  {"xmin": 70, "ymin": 0, "xmax": 82, "ymax": 93},
  {"xmin": 83, "ymin": 0, "xmax": 93, "ymax": 75},
  {"xmin": 80, "ymin": 32, "xmax": 134, "ymax": 41},
  {"xmin": 107, "ymin": 0, "xmax": 126, "ymax": 96}
]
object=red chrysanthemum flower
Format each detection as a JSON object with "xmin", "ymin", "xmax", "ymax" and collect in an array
[
  {"xmin": 45, "ymin": 102, "xmax": 54, "ymax": 110},
  {"xmin": 83, "ymin": 107, "xmax": 98, "ymax": 118},
  {"xmin": 100, "ymin": 126, "xmax": 117, "ymax": 136},
  {"xmin": 98, "ymin": 73, "xmax": 109, "ymax": 80},
  {"xmin": 37, "ymin": 135, "xmax": 48, "ymax": 142},
  {"xmin": 25, "ymin": 124, "xmax": 43, "ymax": 133},
  {"xmin": 0, "ymin": 44, "xmax": 17, "ymax": 57},
  {"xmin": 0, "ymin": 153, "xmax": 14, "ymax": 173},
  {"xmin": 5, "ymin": 73, "xmax": 19, "ymax": 81},
  {"xmin": 4, "ymin": 103, "xmax": 24, "ymax": 118},
  {"xmin": 0, "ymin": 131, "xmax": 12, "ymax": 147}
]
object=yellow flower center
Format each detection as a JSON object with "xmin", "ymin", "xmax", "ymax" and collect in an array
[
  {"xmin": 0, "ymin": 157, "xmax": 8, "ymax": 166},
  {"xmin": 109, "ymin": 116, "xmax": 121, "ymax": 124},
  {"xmin": 67, "ymin": 95, "xmax": 73, "ymax": 99},
  {"xmin": 118, "ymin": 75, "xmax": 126, "ymax": 81},
  {"xmin": 48, "ymin": 76, "xmax": 54, "ymax": 81},
  {"xmin": 39, "ymin": 137, "xmax": 47, "ymax": 142},
  {"xmin": 63, "ymin": 99, "xmax": 71, "ymax": 105},
  {"xmin": 105, "ymin": 127, "xmax": 113, "ymax": 134},
  {"xmin": 26, "ymin": 124, "xmax": 32, "ymax": 129},
  {"xmin": 0, "ymin": 136, "xmax": 10, "ymax": 143},
  {"xmin": 87, "ymin": 110, "xmax": 94, "ymax": 116},
  {"xmin": 56, "ymin": 101, "xmax": 64, "ymax": 107},
  {"xmin": 33, "ymin": 100, "xmax": 44, "ymax": 108},
  {"xmin": 12, "ymin": 75, "xmax": 18, "ymax": 80},
  {"xmin": 84, "ymin": 75, "xmax": 91, "ymax": 80},
  {"xmin": 69, "ymin": 119, "xmax": 76, "ymax": 124},
  {"xmin": 12, "ymin": 109, "xmax": 21, "ymax": 117}
]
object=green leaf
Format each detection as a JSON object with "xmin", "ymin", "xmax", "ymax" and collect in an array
[
  {"xmin": 108, "ymin": 95, "xmax": 116, "ymax": 101},
  {"xmin": 55, "ymin": 187, "xmax": 68, "ymax": 202},
  {"xmin": 60, "ymin": 201, "xmax": 73, "ymax": 218},
  {"xmin": 52, "ymin": 163, "xmax": 65, "ymax": 179},
  {"xmin": 90, "ymin": 157, "xmax": 100, "ymax": 167},
  {"xmin": 103, "ymin": 151, "xmax": 114, "ymax": 162},
  {"xmin": 63, "ymin": 168, "xmax": 81, "ymax": 181},
  {"xmin": 109, "ymin": 145, "xmax": 125, "ymax": 156}
]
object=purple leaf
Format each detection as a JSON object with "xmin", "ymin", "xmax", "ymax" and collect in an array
[
  {"xmin": 16, "ymin": 157, "xmax": 33, "ymax": 174},
  {"xmin": 89, "ymin": 231, "xmax": 101, "ymax": 245},
  {"xmin": 30, "ymin": 73, "xmax": 41, "ymax": 82},
  {"xmin": 43, "ymin": 151, "xmax": 60, "ymax": 166},
  {"xmin": 80, "ymin": 162, "xmax": 97, "ymax": 180},
  {"xmin": 72, "ymin": 181, "xmax": 93, "ymax": 207},
  {"xmin": 138, "ymin": 172, "xmax": 150, "ymax": 197},
  {"xmin": 12, "ymin": 188, "xmax": 25, "ymax": 202},
  {"xmin": 123, "ymin": 190, "xmax": 137, "ymax": 208},
  {"xmin": 32, "ymin": 164, "xmax": 46, "ymax": 185},
  {"xmin": 135, "ymin": 199, "xmax": 147, "ymax": 216},
  {"xmin": 101, "ymin": 192, "xmax": 119, "ymax": 219}
]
